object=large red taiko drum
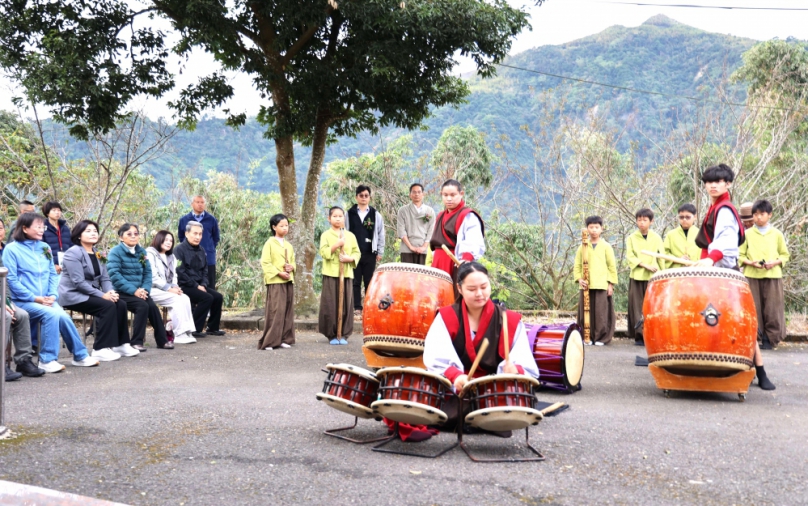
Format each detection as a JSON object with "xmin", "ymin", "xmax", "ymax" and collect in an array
[
  {"xmin": 643, "ymin": 267, "xmax": 757, "ymax": 375},
  {"xmin": 362, "ymin": 263, "xmax": 455, "ymax": 357}
]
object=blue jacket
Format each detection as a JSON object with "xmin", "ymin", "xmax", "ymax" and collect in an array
[
  {"xmin": 43, "ymin": 218, "xmax": 74, "ymax": 265},
  {"xmin": 178, "ymin": 211, "xmax": 220, "ymax": 266},
  {"xmin": 107, "ymin": 242, "xmax": 152, "ymax": 295},
  {"xmin": 1, "ymin": 240, "xmax": 59, "ymax": 302}
]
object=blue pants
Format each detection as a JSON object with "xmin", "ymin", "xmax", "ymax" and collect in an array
[{"xmin": 15, "ymin": 301, "xmax": 89, "ymax": 363}]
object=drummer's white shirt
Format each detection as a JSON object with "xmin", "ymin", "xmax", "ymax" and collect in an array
[{"xmin": 423, "ymin": 313, "xmax": 540, "ymax": 390}]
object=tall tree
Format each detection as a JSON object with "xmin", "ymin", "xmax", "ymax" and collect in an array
[{"xmin": 0, "ymin": 0, "xmax": 532, "ymax": 313}]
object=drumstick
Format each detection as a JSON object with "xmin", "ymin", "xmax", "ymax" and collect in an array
[
  {"xmin": 337, "ymin": 229, "xmax": 345, "ymax": 339},
  {"xmin": 640, "ymin": 250, "xmax": 697, "ymax": 267},
  {"xmin": 441, "ymin": 245, "xmax": 462, "ymax": 266},
  {"xmin": 460, "ymin": 338, "xmax": 489, "ymax": 397},
  {"xmin": 540, "ymin": 402, "xmax": 566, "ymax": 416},
  {"xmin": 501, "ymin": 307, "xmax": 510, "ymax": 365}
]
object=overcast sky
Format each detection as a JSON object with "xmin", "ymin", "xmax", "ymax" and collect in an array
[{"xmin": 2, "ymin": 0, "xmax": 807, "ymax": 120}]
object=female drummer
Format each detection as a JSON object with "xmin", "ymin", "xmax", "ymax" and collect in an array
[
  {"xmin": 423, "ymin": 261, "xmax": 539, "ymax": 392},
  {"xmin": 318, "ymin": 206, "xmax": 361, "ymax": 345}
]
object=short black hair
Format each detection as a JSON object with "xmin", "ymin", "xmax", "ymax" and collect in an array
[
  {"xmin": 42, "ymin": 201, "xmax": 62, "ymax": 216},
  {"xmin": 70, "ymin": 220, "xmax": 100, "ymax": 246},
  {"xmin": 150, "ymin": 230, "xmax": 176, "ymax": 255},
  {"xmin": 117, "ymin": 223, "xmax": 140, "ymax": 237},
  {"xmin": 328, "ymin": 206, "xmax": 344, "ymax": 217},
  {"xmin": 635, "ymin": 208, "xmax": 654, "ymax": 221},
  {"xmin": 701, "ymin": 163, "xmax": 735, "ymax": 183},
  {"xmin": 20, "ymin": 200, "xmax": 34, "ymax": 207},
  {"xmin": 269, "ymin": 213, "xmax": 288, "ymax": 236},
  {"xmin": 585, "ymin": 216, "xmax": 603, "ymax": 227},
  {"xmin": 409, "ymin": 183, "xmax": 424, "ymax": 192},
  {"xmin": 752, "ymin": 199, "xmax": 773, "ymax": 214},
  {"xmin": 677, "ymin": 203, "xmax": 697, "ymax": 215},
  {"xmin": 355, "ymin": 185, "xmax": 371, "ymax": 196},
  {"xmin": 441, "ymin": 179, "xmax": 463, "ymax": 192},
  {"xmin": 12, "ymin": 213, "xmax": 46, "ymax": 242}
]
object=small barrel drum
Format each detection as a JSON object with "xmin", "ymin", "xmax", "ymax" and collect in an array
[
  {"xmin": 528, "ymin": 323, "xmax": 585, "ymax": 392},
  {"xmin": 371, "ymin": 367, "xmax": 453, "ymax": 425},
  {"xmin": 643, "ymin": 267, "xmax": 757, "ymax": 375},
  {"xmin": 316, "ymin": 363, "xmax": 380, "ymax": 419},
  {"xmin": 463, "ymin": 374, "xmax": 543, "ymax": 432},
  {"xmin": 362, "ymin": 263, "xmax": 455, "ymax": 357}
]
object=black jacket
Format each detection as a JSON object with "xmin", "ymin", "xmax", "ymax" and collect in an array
[{"xmin": 174, "ymin": 240, "xmax": 209, "ymax": 289}]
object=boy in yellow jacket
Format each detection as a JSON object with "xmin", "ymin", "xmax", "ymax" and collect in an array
[
  {"xmin": 739, "ymin": 199, "xmax": 790, "ymax": 349},
  {"xmin": 625, "ymin": 208, "xmax": 664, "ymax": 346},
  {"xmin": 258, "ymin": 214, "xmax": 296, "ymax": 350},
  {"xmin": 574, "ymin": 216, "xmax": 618, "ymax": 345},
  {"xmin": 663, "ymin": 204, "xmax": 701, "ymax": 269}
]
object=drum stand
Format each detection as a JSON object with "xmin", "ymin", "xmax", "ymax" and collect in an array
[
  {"xmin": 371, "ymin": 422, "xmax": 459, "ymax": 459},
  {"xmin": 458, "ymin": 419, "xmax": 545, "ymax": 463},
  {"xmin": 324, "ymin": 417, "xmax": 395, "ymax": 445}
]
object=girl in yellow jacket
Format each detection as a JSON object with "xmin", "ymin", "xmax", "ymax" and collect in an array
[
  {"xmin": 318, "ymin": 206, "xmax": 361, "ymax": 345},
  {"xmin": 258, "ymin": 214, "xmax": 296, "ymax": 350}
]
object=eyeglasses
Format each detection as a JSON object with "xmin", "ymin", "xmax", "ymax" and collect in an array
[
  {"xmin": 123, "ymin": 232, "xmax": 140, "ymax": 237},
  {"xmin": 678, "ymin": 215, "xmax": 694, "ymax": 220}
]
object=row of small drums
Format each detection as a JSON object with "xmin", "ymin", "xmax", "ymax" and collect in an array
[{"xmin": 316, "ymin": 365, "xmax": 544, "ymax": 432}]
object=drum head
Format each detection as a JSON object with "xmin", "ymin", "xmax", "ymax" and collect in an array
[
  {"xmin": 563, "ymin": 328, "xmax": 584, "ymax": 388},
  {"xmin": 464, "ymin": 373, "xmax": 540, "ymax": 390},
  {"xmin": 465, "ymin": 407, "xmax": 544, "ymax": 432},
  {"xmin": 375, "ymin": 366, "xmax": 453, "ymax": 388},
  {"xmin": 375, "ymin": 263, "xmax": 453, "ymax": 284},
  {"xmin": 316, "ymin": 393, "xmax": 377, "ymax": 419},
  {"xmin": 325, "ymin": 363, "xmax": 379, "ymax": 383},
  {"xmin": 371, "ymin": 399, "xmax": 448, "ymax": 425}
]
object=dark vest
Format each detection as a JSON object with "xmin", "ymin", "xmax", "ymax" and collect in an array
[
  {"xmin": 438, "ymin": 302, "xmax": 520, "ymax": 375},
  {"xmin": 695, "ymin": 194, "xmax": 745, "ymax": 250},
  {"xmin": 348, "ymin": 205, "xmax": 376, "ymax": 254},
  {"xmin": 429, "ymin": 205, "xmax": 485, "ymax": 251}
]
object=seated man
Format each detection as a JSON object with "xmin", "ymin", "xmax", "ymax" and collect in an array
[
  {"xmin": 174, "ymin": 221, "xmax": 225, "ymax": 337},
  {"xmin": 4, "ymin": 303, "xmax": 46, "ymax": 380}
]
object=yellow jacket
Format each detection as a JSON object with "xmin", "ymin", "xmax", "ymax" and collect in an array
[
  {"xmin": 574, "ymin": 240, "xmax": 618, "ymax": 290},
  {"xmin": 261, "ymin": 236, "xmax": 295, "ymax": 284},
  {"xmin": 319, "ymin": 228, "xmax": 360, "ymax": 279},
  {"xmin": 739, "ymin": 227, "xmax": 789, "ymax": 279},
  {"xmin": 626, "ymin": 230, "xmax": 664, "ymax": 281},
  {"xmin": 663, "ymin": 226, "xmax": 702, "ymax": 269}
]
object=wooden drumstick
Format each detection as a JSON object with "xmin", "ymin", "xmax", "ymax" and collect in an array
[
  {"xmin": 501, "ymin": 307, "xmax": 510, "ymax": 365},
  {"xmin": 337, "ymin": 229, "xmax": 345, "ymax": 339},
  {"xmin": 540, "ymin": 402, "xmax": 566, "ymax": 416},
  {"xmin": 460, "ymin": 338, "xmax": 489, "ymax": 397},
  {"xmin": 441, "ymin": 244, "xmax": 462, "ymax": 267},
  {"xmin": 640, "ymin": 250, "xmax": 697, "ymax": 267}
]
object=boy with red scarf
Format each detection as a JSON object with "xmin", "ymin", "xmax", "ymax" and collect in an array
[
  {"xmin": 429, "ymin": 180, "xmax": 485, "ymax": 283},
  {"xmin": 694, "ymin": 164, "xmax": 775, "ymax": 390}
]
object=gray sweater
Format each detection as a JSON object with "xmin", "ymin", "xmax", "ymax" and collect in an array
[{"xmin": 396, "ymin": 203, "xmax": 435, "ymax": 253}]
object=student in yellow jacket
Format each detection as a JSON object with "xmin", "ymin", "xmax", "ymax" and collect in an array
[
  {"xmin": 574, "ymin": 216, "xmax": 618, "ymax": 345},
  {"xmin": 258, "ymin": 214, "xmax": 296, "ymax": 350},
  {"xmin": 625, "ymin": 208, "xmax": 664, "ymax": 346},
  {"xmin": 663, "ymin": 203, "xmax": 702, "ymax": 269},
  {"xmin": 318, "ymin": 206, "xmax": 361, "ymax": 345},
  {"xmin": 739, "ymin": 199, "xmax": 790, "ymax": 349}
]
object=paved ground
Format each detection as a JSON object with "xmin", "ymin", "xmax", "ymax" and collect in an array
[{"xmin": 1, "ymin": 331, "xmax": 806, "ymax": 505}]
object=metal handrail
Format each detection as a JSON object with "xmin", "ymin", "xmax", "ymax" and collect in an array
[{"xmin": 1, "ymin": 266, "xmax": 8, "ymax": 435}]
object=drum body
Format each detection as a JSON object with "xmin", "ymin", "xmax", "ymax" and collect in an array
[
  {"xmin": 363, "ymin": 263, "xmax": 455, "ymax": 357},
  {"xmin": 316, "ymin": 363, "xmax": 380, "ymax": 419},
  {"xmin": 529, "ymin": 323, "xmax": 585, "ymax": 392},
  {"xmin": 464, "ymin": 374, "xmax": 543, "ymax": 431},
  {"xmin": 643, "ymin": 267, "xmax": 757, "ymax": 375},
  {"xmin": 371, "ymin": 367, "xmax": 452, "ymax": 425}
]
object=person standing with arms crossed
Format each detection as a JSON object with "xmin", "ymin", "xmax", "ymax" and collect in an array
[
  {"xmin": 397, "ymin": 183, "xmax": 434, "ymax": 265},
  {"xmin": 178, "ymin": 195, "xmax": 221, "ymax": 291}
]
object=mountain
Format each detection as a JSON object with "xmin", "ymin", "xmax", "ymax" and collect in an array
[{"xmin": 53, "ymin": 15, "xmax": 759, "ymax": 193}]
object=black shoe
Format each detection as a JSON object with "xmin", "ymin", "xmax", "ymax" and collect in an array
[
  {"xmin": 760, "ymin": 335, "xmax": 774, "ymax": 350},
  {"xmin": 16, "ymin": 358, "xmax": 45, "ymax": 377},
  {"xmin": 192, "ymin": 331, "xmax": 208, "ymax": 338},
  {"xmin": 5, "ymin": 364, "xmax": 22, "ymax": 381},
  {"xmin": 205, "ymin": 329, "xmax": 226, "ymax": 336},
  {"xmin": 634, "ymin": 339, "xmax": 645, "ymax": 346},
  {"xmin": 758, "ymin": 375, "xmax": 776, "ymax": 390}
]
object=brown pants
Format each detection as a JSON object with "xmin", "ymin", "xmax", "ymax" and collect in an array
[
  {"xmin": 258, "ymin": 283, "xmax": 295, "ymax": 350},
  {"xmin": 318, "ymin": 276, "xmax": 354, "ymax": 339},
  {"xmin": 577, "ymin": 289, "xmax": 616, "ymax": 344},
  {"xmin": 628, "ymin": 279, "xmax": 648, "ymax": 341},
  {"xmin": 747, "ymin": 277, "xmax": 786, "ymax": 346},
  {"xmin": 400, "ymin": 252, "xmax": 427, "ymax": 265}
]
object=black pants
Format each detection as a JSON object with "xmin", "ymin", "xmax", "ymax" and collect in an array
[
  {"xmin": 118, "ymin": 293, "xmax": 168, "ymax": 347},
  {"xmin": 353, "ymin": 252, "xmax": 377, "ymax": 310},
  {"xmin": 182, "ymin": 284, "xmax": 223, "ymax": 332},
  {"xmin": 400, "ymin": 252, "xmax": 426, "ymax": 265},
  {"xmin": 208, "ymin": 265, "xmax": 217, "ymax": 290},
  {"xmin": 64, "ymin": 296, "xmax": 131, "ymax": 350}
]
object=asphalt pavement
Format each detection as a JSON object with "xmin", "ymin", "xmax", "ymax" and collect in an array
[{"xmin": 1, "ymin": 330, "xmax": 806, "ymax": 505}]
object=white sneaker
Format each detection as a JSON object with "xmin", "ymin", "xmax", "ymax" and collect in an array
[
  {"xmin": 39, "ymin": 360, "xmax": 66, "ymax": 373},
  {"xmin": 91, "ymin": 348, "xmax": 122, "ymax": 361},
  {"xmin": 595, "ymin": 342, "xmax": 605, "ymax": 346},
  {"xmin": 112, "ymin": 343, "xmax": 141, "ymax": 357},
  {"xmin": 279, "ymin": 343, "xmax": 292, "ymax": 349},
  {"xmin": 173, "ymin": 333, "xmax": 197, "ymax": 344},
  {"xmin": 71, "ymin": 356, "xmax": 100, "ymax": 367}
]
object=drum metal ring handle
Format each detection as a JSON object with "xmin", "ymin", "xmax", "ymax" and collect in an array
[
  {"xmin": 378, "ymin": 293, "xmax": 394, "ymax": 310},
  {"xmin": 700, "ymin": 303, "xmax": 721, "ymax": 327}
]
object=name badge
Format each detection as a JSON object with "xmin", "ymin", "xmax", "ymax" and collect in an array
[
  {"xmin": 57, "ymin": 252, "xmax": 65, "ymax": 266},
  {"xmin": 365, "ymin": 238, "xmax": 372, "ymax": 243}
]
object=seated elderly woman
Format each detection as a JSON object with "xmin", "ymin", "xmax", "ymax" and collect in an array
[
  {"xmin": 146, "ymin": 230, "xmax": 197, "ymax": 344},
  {"xmin": 1, "ymin": 213, "xmax": 100, "ymax": 372},
  {"xmin": 58, "ymin": 220, "xmax": 140, "ymax": 361},
  {"xmin": 107, "ymin": 223, "xmax": 172, "ymax": 351}
]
